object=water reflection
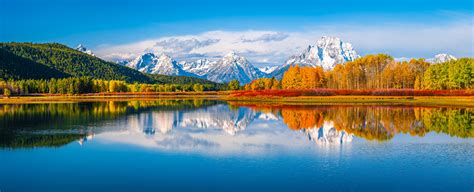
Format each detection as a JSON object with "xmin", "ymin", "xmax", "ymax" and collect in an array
[{"xmin": 0, "ymin": 100, "xmax": 472, "ymax": 151}]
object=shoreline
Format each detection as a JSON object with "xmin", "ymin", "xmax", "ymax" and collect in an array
[
  {"xmin": 223, "ymin": 95, "xmax": 474, "ymax": 107},
  {"xmin": 0, "ymin": 93, "xmax": 473, "ymax": 107}
]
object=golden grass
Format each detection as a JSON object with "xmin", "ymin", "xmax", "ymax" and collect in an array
[
  {"xmin": 223, "ymin": 95, "xmax": 474, "ymax": 107},
  {"xmin": 1, "ymin": 93, "xmax": 473, "ymax": 107}
]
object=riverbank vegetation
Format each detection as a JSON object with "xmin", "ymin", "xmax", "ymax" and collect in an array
[
  {"xmin": 0, "ymin": 77, "xmax": 225, "ymax": 96},
  {"xmin": 243, "ymin": 55, "xmax": 473, "ymax": 95}
]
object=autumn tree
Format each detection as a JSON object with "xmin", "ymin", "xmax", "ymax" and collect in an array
[{"xmin": 228, "ymin": 80, "xmax": 240, "ymax": 90}]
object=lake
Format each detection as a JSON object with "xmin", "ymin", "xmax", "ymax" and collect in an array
[{"xmin": 0, "ymin": 99, "xmax": 473, "ymax": 192}]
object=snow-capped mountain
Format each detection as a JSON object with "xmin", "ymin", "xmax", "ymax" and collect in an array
[
  {"xmin": 75, "ymin": 44, "xmax": 95, "ymax": 56},
  {"xmin": 123, "ymin": 51, "xmax": 264, "ymax": 83},
  {"xmin": 126, "ymin": 53, "xmax": 194, "ymax": 76},
  {"xmin": 259, "ymin": 66, "xmax": 278, "ymax": 74},
  {"xmin": 270, "ymin": 36, "xmax": 359, "ymax": 78},
  {"xmin": 178, "ymin": 59, "xmax": 213, "ymax": 76},
  {"xmin": 430, "ymin": 53, "xmax": 457, "ymax": 64},
  {"xmin": 203, "ymin": 52, "xmax": 266, "ymax": 84},
  {"xmin": 120, "ymin": 36, "xmax": 359, "ymax": 83}
]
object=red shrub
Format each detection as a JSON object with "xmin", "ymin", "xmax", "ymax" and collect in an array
[{"xmin": 229, "ymin": 89, "xmax": 474, "ymax": 97}]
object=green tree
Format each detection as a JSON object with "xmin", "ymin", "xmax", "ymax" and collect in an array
[
  {"xmin": 228, "ymin": 80, "xmax": 240, "ymax": 90},
  {"xmin": 3, "ymin": 88, "xmax": 11, "ymax": 97},
  {"xmin": 193, "ymin": 84, "xmax": 204, "ymax": 92}
]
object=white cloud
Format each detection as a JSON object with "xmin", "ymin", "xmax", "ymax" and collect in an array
[{"xmin": 95, "ymin": 22, "xmax": 473, "ymax": 67}]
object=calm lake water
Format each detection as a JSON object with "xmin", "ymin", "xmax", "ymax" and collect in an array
[{"xmin": 0, "ymin": 99, "xmax": 473, "ymax": 192}]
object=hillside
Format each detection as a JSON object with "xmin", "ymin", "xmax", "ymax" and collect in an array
[
  {"xmin": 0, "ymin": 48, "xmax": 69, "ymax": 80},
  {"xmin": 0, "ymin": 43, "xmax": 154, "ymax": 83}
]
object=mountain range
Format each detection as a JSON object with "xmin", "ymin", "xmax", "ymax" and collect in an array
[
  {"xmin": 121, "ymin": 36, "xmax": 360, "ymax": 83},
  {"xmin": 117, "ymin": 36, "xmax": 456, "ymax": 84},
  {"xmin": 124, "ymin": 51, "xmax": 266, "ymax": 84},
  {"xmin": 116, "ymin": 36, "xmax": 459, "ymax": 84}
]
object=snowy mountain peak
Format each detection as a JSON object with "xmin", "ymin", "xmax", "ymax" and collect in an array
[
  {"xmin": 270, "ymin": 36, "xmax": 359, "ymax": 78},
  {"xmin": 225, "ymin": 51, "xmax": 238, "ymax": 58},
  {"xmin": 126, "ymin": 52, "xmax": 192, "ymax": 76},
  {"xmin": 76, "ymin": 44, "xmax": 86, "ymax": 50},
  {"xmin": 204, "ymin": 53, "xmax": 265, "ymax": 84},
  {"xmin": 259, "ymin": 66, "xmax": 278, "ymax": 74},
  {"xmin": 291, "ymin": 36, "xmax": 358, "ymax": 69},
  {"xmin": 178, "ymin": 59, "xmax": 213, "ymax": 76},
  {"xmin": 75, "ymin": 44, "xmax": 95, "ymax": 56},
  {"xmin": 431, "ymin": 53, "xmax": 457, "ymax": 64},
  {"xmin": 222, "ymin": 51, "xmax": 247, "ymax": 65}
]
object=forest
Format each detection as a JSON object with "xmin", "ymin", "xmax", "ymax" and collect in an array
[
  {"xmin": 245, "ymin": 54, "xmax": 473, "ymax": 91},
  {"xmin": 0, "ymin": 77, "xmax": 225, "ymax": 96}
]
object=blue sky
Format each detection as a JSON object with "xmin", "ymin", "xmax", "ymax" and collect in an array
[{"xmin": 1, "ymin": 0, "xmax": 473, "ymax": 65}]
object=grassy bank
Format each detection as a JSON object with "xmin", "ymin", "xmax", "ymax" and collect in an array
[
  {"xmin": 0, "ymin": 91, "xmax": 473, "ymax": 107},
  {"xmin": 223, "ymin": 95, "xmax": 474, "ymax": 107},
  {"xmin": 0, "ymin": 92, "xmax": 227, "ymax": 103}
]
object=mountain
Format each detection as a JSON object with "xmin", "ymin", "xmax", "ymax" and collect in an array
[
  {"xmin": 127, "ymin": 51, "xmax": 265, "ymax": 84},
  {"xmin": 430, "ymin": 53, "xmax": 457, "ymax": 64},
  {"xmin": 203, "ymin": 52, "xmax": 266, "ymax": 84},
  {"xmin": 259, "ymin": 66, "xmax": 278, "ymax": 74},
  {"xmin": 270, "ymin": 36, "xmax": 359, "ymax": 78},
  {"xmin": 75, "ymin": 44, "xmax": 95, "ymax": 56},
  {"xmin": 0, "ymin": 43, "xmax": 154, "ymax": 83},
  {"xmin": 178, "ymin": 59, "xmax": 212, "ymax": 76},
  {"xmin": 126, "ymin": 53, "xmax": 195, "ymax": 76}
]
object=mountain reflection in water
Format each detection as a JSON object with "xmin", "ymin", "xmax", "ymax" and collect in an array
[{"xmin": 0, "ymin": 99, "xmax": 472, "ymax": 152}]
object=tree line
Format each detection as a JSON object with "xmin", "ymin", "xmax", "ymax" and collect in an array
[
  {"xmin": 244, "ymin": 54, "xmax": 473, "ymax": 90},
  {"xmin": 0, "ymin": 77, "xmax": 226, "ymax": 96}
]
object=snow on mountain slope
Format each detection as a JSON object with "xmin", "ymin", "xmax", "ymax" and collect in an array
[
  {"xmin": 429, "ymin": 53, "xmax": 457, "ymax": 64},
  {"xmin": 75, "ymin": 44, "xmax": 95, "ymax": 56},
  {"xmin": 259, "ymin": 66, "xmax": 278, "ymax": 74},
  {"xmin": 178, "ymin": 59, "xmax": 213, "ymax": 76},
  {"xmin": 121, "ymin": 37, "xmax": 359, "ymax": 82},
  {"xmin": 270, "ymin": 36, "xmax": 359, "ymax": 78},
  {"xmin": 202, "ymin": 52, "xmax": 266, "ymax": 84},
  {"xmin": 126, "ymin": 53, "xmax": 194, "ymax": 76},
  {"xmin": 123, "ymin": 51, "xmax": 265, "ymax": 83}
]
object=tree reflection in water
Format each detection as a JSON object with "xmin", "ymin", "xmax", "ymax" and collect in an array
[
  {"xmin": 237, "ymin": 103, "xmax": 473, "ymax": 141},
  {"xmin": 0, "ymin": 100, "xmax": 472, "ymax": 149}
]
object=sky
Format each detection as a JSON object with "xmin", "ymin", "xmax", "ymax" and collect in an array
[{"xmin": 0, "ymin": 0, "xmax": 473, "ymax": 66}]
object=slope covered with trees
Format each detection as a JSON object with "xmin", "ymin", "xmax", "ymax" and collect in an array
[
  {"xmin": 0, "ymin": 43, "xmax": 154, "ymax": 83},
  {"xmin": 0, "ymin": 48, "xmax": 69, "ymax": 80}
]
